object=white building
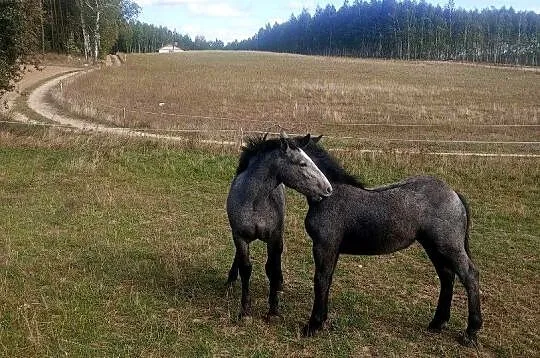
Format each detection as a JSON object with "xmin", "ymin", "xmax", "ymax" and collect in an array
[{"xmin": 158, "ymin": 45, "xmax": 184, "ymax": 53}]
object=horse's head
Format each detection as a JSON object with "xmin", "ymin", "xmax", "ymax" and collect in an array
[{"xmin": 277, "ymin": 132, "xmax": 333, "ymax": 201}]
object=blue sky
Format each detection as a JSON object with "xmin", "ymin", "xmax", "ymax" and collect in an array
[{"xmin": 134, "ymin": 1, "xmax": 540, "ymax": 44}]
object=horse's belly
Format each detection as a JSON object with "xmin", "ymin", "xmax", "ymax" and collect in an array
[{"xmin": 340, "ymin": 223, "xmax": 417, "ymax": 255}]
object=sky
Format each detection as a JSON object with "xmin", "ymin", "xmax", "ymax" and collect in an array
[{"xmin": 134, "ymin": 0, "xmax": 540, "ymax": 45}]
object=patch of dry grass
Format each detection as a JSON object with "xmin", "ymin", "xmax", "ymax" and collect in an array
[{"xmin": 51, "ymin": 51, "xmax": 539, "ymax": 155}]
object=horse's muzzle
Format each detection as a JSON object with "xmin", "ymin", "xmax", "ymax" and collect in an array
[{"xmin": 313, "ymin": 186, "xmax": 333, "ymax": 202}]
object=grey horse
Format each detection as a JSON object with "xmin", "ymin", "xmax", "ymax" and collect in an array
[
  {"xmin": 300, "ymin": 135, "xmax": 482, "ymax": 347},
  {"xmin": 226, "ymin": 133, "xmax": 332, "ymax": 319}
]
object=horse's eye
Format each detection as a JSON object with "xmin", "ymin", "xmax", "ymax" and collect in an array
[{"xmin": 299, "ymin": 162, "xmax": 308, "ymax": 167}]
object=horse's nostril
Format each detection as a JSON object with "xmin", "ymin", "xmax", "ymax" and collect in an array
[{"xmin": 326, "ymin": 187, "xmax": 333, "ymax": 195}]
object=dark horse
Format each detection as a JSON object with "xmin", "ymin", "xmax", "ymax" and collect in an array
[
  {"xmin": 226, "ymin": 133, "xmax": 332, "ymax": 318},
  {"xmin": 300, "ymin": 135, "xmax": 482, "ymax": 347}
]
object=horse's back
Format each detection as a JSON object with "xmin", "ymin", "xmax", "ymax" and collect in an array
[{"xmin": 305, "ymin": 176, "xmax": 467, "ymax": 255}]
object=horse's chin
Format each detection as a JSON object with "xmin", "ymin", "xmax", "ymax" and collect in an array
[{"xmin": 311, "ymin": 195, "xmax": 324, "ymax": 202}]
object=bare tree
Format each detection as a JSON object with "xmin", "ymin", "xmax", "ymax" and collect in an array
[{"xmin": 80, "ymin": 0, "xmax": 116, "ymax": 62}]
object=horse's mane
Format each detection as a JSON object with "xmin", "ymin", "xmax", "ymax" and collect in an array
[
  {"xmin": 235, "ymin": 135, "xmax": 295, "ymax": 175},
  {"xmin": 304, "ymin": 140, "xmax": 365, "ymax": 188},
  {"xmin": 235, "ymin": 134, "xmax": 365, "ymax": 189}
]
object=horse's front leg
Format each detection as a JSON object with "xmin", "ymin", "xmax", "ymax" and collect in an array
[
  {"xmin": 234, "ymin": 237, "xmax": 252, "ymax": 318},
  {"xmin": 265, "ymin": 237, "xmax": 284, "ymax": 318},
  {"xmin": 303, "ymin": 241, "xmax": 339, "ymax": 336},
  {"xmin": 226, "ymin": 255, "xmax": 239, "ymax": 288}
]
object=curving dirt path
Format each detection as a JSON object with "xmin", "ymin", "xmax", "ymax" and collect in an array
[
  {"xmin": 26, "ymin": 70, "xmax": 236, "ymax": 144},
  {"xmin": 1, "ymin": 66, "xmax": 81, "ymax": 123},
  {"xmin": 5, "ymin": 64, "xmax": 539, "ymax": 158}
]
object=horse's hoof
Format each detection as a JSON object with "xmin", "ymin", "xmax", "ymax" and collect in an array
[
  {"xmin": 302, "ymin": 324, "xmax": 315, "ymax": 337},
  {"xmin": 238, "ymin": 312, "xmax": 253, "ymax": 323},
  {"xmin": 265, "ymin": 312, "xmax": 283, "ymax": 324},
  {"xmin": 225, "ymin": 277, "xmax": 237, "ymax": 288},
  {"xmin": 458, "ymin": 331, "xmax": 480, "ymax": 348},
  {"xmin": 301, "ymin": 322, "xmax": 322, "ymax": 337},
  {"xmin": 428, "ymin": 320, "xmax": 448, "ymax": 333}
]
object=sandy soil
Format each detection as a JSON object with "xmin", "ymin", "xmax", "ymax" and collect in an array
[{"xmin": 1, "ymin": 66, "xmax": 80, "ymax": 111}]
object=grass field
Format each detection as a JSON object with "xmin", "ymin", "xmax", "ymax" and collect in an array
[
  {"xmin": 1, "ymin": 52, "xmax": 539, "ymax": 356},
  {"xmin": 0, "ymin": 124, "xmax": 538, "ymax": 357},
  {"xmin": 52, "ymin": 51, "xmax": 539, "ymax": 155}
]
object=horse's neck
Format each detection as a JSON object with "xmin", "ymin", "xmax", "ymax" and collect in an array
[{"xmin": 235, "ymin": 157, "xmax": 280, "ymax": 201}]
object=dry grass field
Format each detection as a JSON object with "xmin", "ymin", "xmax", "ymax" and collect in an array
[
  {"xmin": 1, "ymin": 52, "xmax": 539, "ymax": 357},
  {"xmin": 52, "ymin": 51, "xmax": 539, "ymax": 155}
]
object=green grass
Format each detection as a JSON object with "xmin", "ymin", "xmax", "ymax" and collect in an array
[{"xmin": 1, "ymin": 128, "xmax": 538, "ymax": 357}]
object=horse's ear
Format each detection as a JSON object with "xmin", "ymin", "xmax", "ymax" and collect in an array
[
  {"xmin": 280, "ymin": 136, "xmax": 289, "ymax": 153},
  {"xmin": 279, "ymin": 131, "xmax": 290, "ymax": 152},
  {"xmin": 298, "ymin": 133, "xmax": 311, "ymax": 147},
  {"xmin": 313, "ymin": 135, "xmax": 323, "ymax": 143}
]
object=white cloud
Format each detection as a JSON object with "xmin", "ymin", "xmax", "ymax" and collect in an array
[
  {"xmin": 288, "ymin": 0, "xmax": 323, "ymax": 13},
  {"xmin": 187, "ymin": 3, "xmax": 245, "ymax": 17},
  {"xmin": 135, "ymin": 0, "xmax": 245, "ymax": 17},
  {"xmin": 135, "ymin": 0, "xmax": 209, "ymax": 4}
]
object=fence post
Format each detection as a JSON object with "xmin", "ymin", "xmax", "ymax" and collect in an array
[
  {"xmin": 123, "ymin": 107, "xmax": 126, "ymax": 128},
  {"xmin": 239, "ymin": 127, "xmax": 244, "ymax": 149}
]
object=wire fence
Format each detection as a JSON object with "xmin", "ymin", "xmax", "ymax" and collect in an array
[
  {"xmin": 3, "ymin": 117, "xmax": 538, "ymax": 146},
  {"xmin": 2, "ymin": 119, "xmax": 539, "ymax": 158},
  {"xmin": 3, "ymin": 70, "xmax": 538, "ymax": 159},
  {"xmin": 93, "ymin": 102, "xmax": 540, "ymax": 129}
]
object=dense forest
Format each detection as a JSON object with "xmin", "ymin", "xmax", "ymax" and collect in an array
[
  {"xmin": 0, "ymin": 0, "xmax": 219, "ymax": 94},
  {"xmin": 26, "ymin": 0, "xmax": 540, "ymax": 66},
  {"xmin": 38, "ymin": 0, "xmax": 221, "ymax": 58},
  {"xmin": 228, "ymin": 0, "xmax": 540, "ymax": 66}
]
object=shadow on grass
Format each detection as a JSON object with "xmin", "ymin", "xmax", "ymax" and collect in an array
[
  {"xmin": 330, "ymin": 288, "xmax": 489, "ymax": 353},
  {"xmin": 78, "ymin": 243, "xmax": 229, "ymax": 303}
]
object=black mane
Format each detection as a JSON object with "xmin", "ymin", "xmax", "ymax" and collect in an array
[
  {"xmin": 235, "ymin": 134, "xmax": 364, "ymax": 188},
  {"xmin": 304, "ymin": 140, "xmax": 365, "ymax": 188},
  {"xmin": 235, "ymin": 135, "xmax": 296, "ymax": 175}
]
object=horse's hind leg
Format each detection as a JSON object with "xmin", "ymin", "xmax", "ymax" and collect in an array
[
  {"xmin": 265, "ymin": 238, "xmax": 284, "ymax": 317},
  {"xmin": 422, "ymin": 246, "xmax": 456, "ymax": 331},
  {"xmin": 429, "ymin": 262, "xmax": 455, "ymax": 331},
  {"xmin": 234, "ymin": 237, "xmax": 252, "ymax": 318},
  {"xmin": 453, "ymin": 254, "xmax": 483, "ymax": 347}
]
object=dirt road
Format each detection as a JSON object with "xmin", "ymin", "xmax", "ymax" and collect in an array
[
  {"xmin": 1, "ymin": 66, "xmax": 80, "ymax": 111},
  {"xmin": 26, "ymin": 70, "xmax": 236, "ymax": 144}
]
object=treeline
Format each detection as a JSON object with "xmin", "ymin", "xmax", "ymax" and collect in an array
[
  {"xmin": 226, "ymin": 0, "xmax": 540, "ymax": 66},
  {"xmin": 1, "ymin": 0, "xmax": 205, "ymax": 94},
  {"xmin": 41, "ymin": 0, "xmax": 140, "ymax": 62},
  {"xmin": 31, "ymin": 0, "xmax": 222, "ymax": 60},
  {"xmin": 115, "ymin": 22, "xmax": 225, "ymax": 53}
]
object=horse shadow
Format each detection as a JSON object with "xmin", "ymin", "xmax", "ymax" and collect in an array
[
  {"xmin": 80, "ymin": 243, "xmax": 486, "ymax": 349},
  {"xmin": 79, "ymin": 244, "xmax": 230, "ymax": 306}
]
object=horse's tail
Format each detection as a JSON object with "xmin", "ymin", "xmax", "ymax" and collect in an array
[{"xmin": 456, "ymin": 191, "xmax": 471, "ymax": 257}]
